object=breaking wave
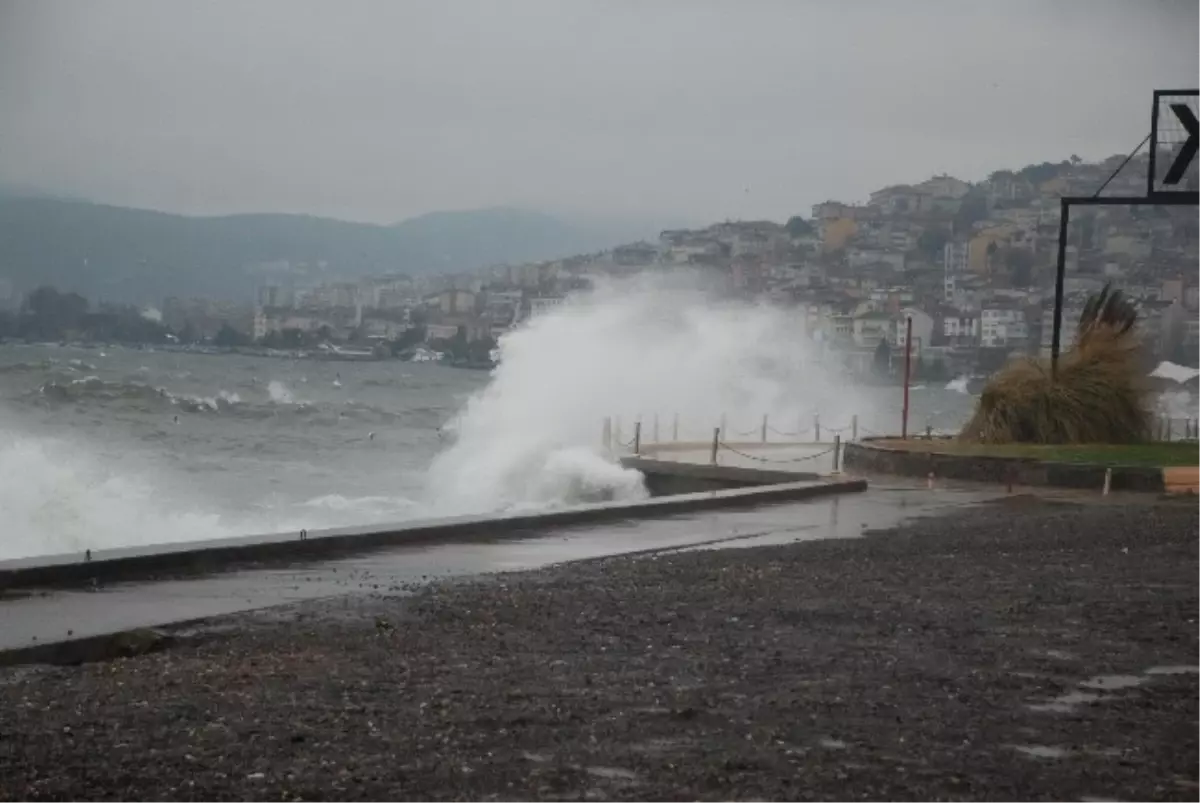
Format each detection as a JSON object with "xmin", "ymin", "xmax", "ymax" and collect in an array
[
  {"xmin": 0, "ymin": 427, "xmax": 235, "ymax": 559},
  {"xmin": 0, "ymin": 417, "xmax": 426, "ymax": 561},
  {"xmin": 424, "ymin": 271, "xmax": 864, "ymax": 515},
  {"xmin": 37, "ymin": 377, "xmax": 244, "ymax": 413}
]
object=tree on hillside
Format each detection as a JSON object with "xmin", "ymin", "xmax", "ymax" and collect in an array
[
  {"xmin": 872, "ymin": 338, "xmax": 891, "ymax": 376},
  {"xmin": 214, "ymin": 323, "xmax": 248, "ymax": 348},
  {"xmin": 1017, "ymin": 162, "xmax": 1064, "ymax": 186},
  {"xmin": 21, "ymin": 285, "xmax": 88, "ymax": 338},
  {"xmin": 1006, "ymin": 247, "xmax": 1035, "ymax": 287},
  {"xmin": 389, "ymin": 325, "xmax": 427, "ymax": 355},
  {"xmin": 917, "ymin": 226, "xmax": 950, "ymax": 261},
  {"xmin": 953, "ymin": 190, "xmax": 989, "ymax": 233},
  {"xmin": 785, "ymin": 216, "xmax": 815, "ymax": 237},
  {"xmin": 467, "ymin": 335, "xmax": 498, "ymax": 364}
]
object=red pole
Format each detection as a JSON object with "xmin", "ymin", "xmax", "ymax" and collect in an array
[{"xmin": 901, "ymin": 316, "xmax": 913, "ymax": 439}]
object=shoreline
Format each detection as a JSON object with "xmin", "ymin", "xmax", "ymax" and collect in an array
[{"xmin": 1, "ymin": 495, "xmax": 1195, "ymax": 800}]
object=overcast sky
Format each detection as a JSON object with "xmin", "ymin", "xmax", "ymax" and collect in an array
[{"xmin": 0, "ymin": 0, "xmax": 1196, "ymax": 225}]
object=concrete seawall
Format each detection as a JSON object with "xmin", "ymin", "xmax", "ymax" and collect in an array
[
  {"xmin": 620, "ymin": 455, "xmax": 820, "ymax": 495},
  {"xmin": 0, "ymin": 478, "xmax": 866, "ymax": 593}
]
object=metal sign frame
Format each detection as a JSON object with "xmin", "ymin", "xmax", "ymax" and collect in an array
[
  {"xmin": 1147, "ymin": 89, "xmax": 1199, "ymax": 202},
  {"xmin": 1050, "ymin": 89, "xmax": 1199, "ymax": 378}
]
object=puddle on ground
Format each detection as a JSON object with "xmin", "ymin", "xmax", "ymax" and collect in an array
[
  {"xmin": 1013, "ymin": 744, "xmax": 1070, "ymax": 759},
  {"xmin": 1027, "ymin": 691, "xmax": 1107, "ymax": 713},
  {"xmin": 1033, "ymin": 649, "xmax": 1079, "ymax": 661},
  {"xmin": 586, "ymin": 766, "xmax": 639, "ymax": 782},
  {"xmin": 1144, "ymin": 665, "xmax": 1199, "ymax": 675},
  {"xmin": 1079, "ymin": 674, "xmax": 1145, "ymax": 691}
]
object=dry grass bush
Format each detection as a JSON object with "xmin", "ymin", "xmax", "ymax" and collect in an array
[{"xmin": 960, "ymin": 284, "xmax": 1153, "ymax": 444}]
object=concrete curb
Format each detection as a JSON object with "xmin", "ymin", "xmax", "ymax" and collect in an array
[
  {"xmin": 619, "ymin": 456, "xmax": 820, "ymax": 495},
  {"xmin": 0, "ymin": 478, "xmax": 867, "ymax": 593},
  {"xmin": 843, "ymin": 438, "xmax": 1170, "ymax": 492}
]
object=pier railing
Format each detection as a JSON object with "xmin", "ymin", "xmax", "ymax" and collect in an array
[
  {"xmin": 603, "ymin": 411, "xmax": 1199, "ymax": 467},
  {"xmin": 601, "ymin": 412, "xmax": 877, "ymax": 469}
]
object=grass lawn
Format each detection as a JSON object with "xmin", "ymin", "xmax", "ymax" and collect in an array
[{"xmin": 876, "ymin": 439, "xmax": 1199, "ymax": 467}]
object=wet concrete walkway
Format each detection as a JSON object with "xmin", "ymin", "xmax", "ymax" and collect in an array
[
  {"xmin": 645, "ymin": 443, "xmax": 838, "ymax": 472},
  {"xmin": 0, "ymin": 483, "xmax": 999, "ymax": 656}
]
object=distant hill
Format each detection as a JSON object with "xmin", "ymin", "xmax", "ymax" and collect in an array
[{"xmin": 0, "ymin": 198, "xmax": 654, "ymax": 304}]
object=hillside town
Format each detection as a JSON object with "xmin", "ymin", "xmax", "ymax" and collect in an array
[{"xmin": 8, "ymin": 153, "xmax": 1197, "ymax": 375}]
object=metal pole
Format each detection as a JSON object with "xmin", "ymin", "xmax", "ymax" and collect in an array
[
  {"xmin": 1051, "ymin": 198, "xmax": 1071, "ymax": 379},
  {"xmin": 901, "ymin": 316, "xmax": 913, "ymax": 439},
  {"xmin": 633, "ymin": 421, "xmax": 641, "ymax": 455},
  {"xmin": 832, "ymin": 434, "xmax": 841, "ymax": 472},
  {"xmin": 761, "ymin": 413, "xmax": 768, "ymax": 443},
  {"xmin": 710, "ymin": 427, "xmax": 720, "ymax": 465},
  {"xmin": 851, "ymin": 414, "xmax": 858, "ymax": 441},
  {"xmin": 814, "ymin": 413, "xmax": 821, "ymax": 442}
]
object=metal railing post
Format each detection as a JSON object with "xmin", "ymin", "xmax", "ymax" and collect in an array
[
  {"xmin": 710, "ymin": 427, "xmax": 720, "ymax": 465},
  {"xmin": 851, "ymin": 414, "xmax": 858, "ymax": 441},
  {"xmin": 832, "ymin": 434, "xmax": 841, "ymax": 472},
  {"xmin": 814, "ymin": 413, "xmax": 821, "ymax": 442},
  {"xmin": 633, "ymin": 421, "xmax": 641, "ymax": 455},
  {"xmin": 761, "ymin": 413, "xmax": 768, "ymax": 443}
]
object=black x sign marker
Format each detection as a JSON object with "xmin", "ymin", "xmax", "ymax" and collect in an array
[{"xmin": 1163, "ymin": 103, "xmax": 1198, "ymax": 185}]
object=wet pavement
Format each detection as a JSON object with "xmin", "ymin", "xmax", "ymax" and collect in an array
[{"xmin": 0, "ymin": 482, "xmax": 1001, "ymax": 655}]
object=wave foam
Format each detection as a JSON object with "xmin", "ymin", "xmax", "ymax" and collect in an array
[
  {"xmin": 425, "ymin": 271, "xmax": 859, "ymax": 515},
  {"xmin": 0, "ymin": 429, "xmax": 233, "ymax": 560}
]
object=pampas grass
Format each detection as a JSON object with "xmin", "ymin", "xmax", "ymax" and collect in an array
[{"xmin": 960, "ymin": 284, "xmax": 1153, "ymax": 444}]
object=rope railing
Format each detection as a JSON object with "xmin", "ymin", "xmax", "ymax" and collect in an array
[
  {"xmin": 717, "ymin": 441, "xmax": 836, "ymax": 465},
  {"xmin": 768, "ymin": 424, "xmax": 810, "ymax": 438}
]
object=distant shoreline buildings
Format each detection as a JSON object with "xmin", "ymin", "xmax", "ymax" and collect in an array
[{"xmin": 10, "ymin": 152, "xmax": 1195, "ymax": 374}]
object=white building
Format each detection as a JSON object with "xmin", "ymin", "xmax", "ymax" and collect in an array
[
  {"xmin": 943, "ymin": 241, "xmax": 969, "ymax": 275},
  {"xmin": 943, "ymin": 313, "xmax": 980, "ymax": 344},
  {"xmin": 528, "ymin": 295, "xmax": 565, "ymax": 318},
  {"xmin": 1039, "ymin": 303, "xmax": 1085, "ymax": 357},
  {"xmin": 981, "ymin": 307, "xmax": 1029, "ymax": 349},
  {"xmin": 848, "ymin": 248, "xmax": 905, "ymax": 272},
  {"xmin": 895, "ymin": 308, "xmax": 934, "ymax": 357}
]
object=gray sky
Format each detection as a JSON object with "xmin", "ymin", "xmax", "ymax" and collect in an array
[{"xmin": 0, "ymin": 0, "xmax": 1196, "ymax": 225}]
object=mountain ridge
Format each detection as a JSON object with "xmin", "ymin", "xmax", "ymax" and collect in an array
[{"xmin": 0, "ymin": 196, "xmax": 657, "ymax": 304}]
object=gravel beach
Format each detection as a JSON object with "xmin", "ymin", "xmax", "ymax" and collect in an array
[{"xmin": 1, "ymin": 495, "xmax": 1197, "ymax": 801}]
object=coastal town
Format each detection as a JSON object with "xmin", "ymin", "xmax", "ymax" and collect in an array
[
  {"xmin": 4, "ymin": 152, "xmax": 1197, "ymax": 376},
  {"xmin": 244, "ymin": 152, "xmax": 1198, "ymax": 374}
]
